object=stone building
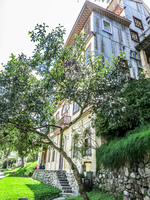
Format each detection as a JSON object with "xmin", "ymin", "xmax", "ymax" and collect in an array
[{"xmin": 37, "ymin": 0, "xmax": 150, "ymax": 174}]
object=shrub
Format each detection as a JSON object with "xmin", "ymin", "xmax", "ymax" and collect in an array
[
  {"xmin": 3, "ymin": 161, "xmax": 37, "ymax": 177},
  {"xmin": 96, "ymin": 123, "xmax": 150, "ymax": 169},
  {"xmin": 94, "ymin": 76, "xmax": 150, "ymax": 138}
]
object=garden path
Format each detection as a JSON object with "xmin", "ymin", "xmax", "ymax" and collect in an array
[{"xmin": 0, "ymin": 170, "xmax": 5, "ymax": 179}]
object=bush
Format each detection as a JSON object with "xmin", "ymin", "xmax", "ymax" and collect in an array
[
  {"xmin": 95, "ymin": 76, "xmax": 150, "ymax": 138},
  {"xmin": 96, "ymin": 123, "xmax": 150, "ymax": 169},
  {"xmin": 3, "ymin": 161, "xmax": 37, "ymax": 177}
]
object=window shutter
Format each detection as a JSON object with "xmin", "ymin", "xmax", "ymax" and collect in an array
[{"xmin": 84, "ymin": 17, "xmax": 91, "ymax": 37}]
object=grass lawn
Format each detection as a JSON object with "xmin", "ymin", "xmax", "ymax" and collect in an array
[
  {"xmin": 65, "ymin": 188, "xmax": 122, "ymax": 200},
  {"xmin": 0, "ymin": 177, "xmax": 61, "ymax": 200},
  {"xmin": 1, "ymin": 162, "xmax": 121, "ymax": 200},
  {"xmin": 2, "ymin": 161, "xmax": 37, "ymax": 177}
]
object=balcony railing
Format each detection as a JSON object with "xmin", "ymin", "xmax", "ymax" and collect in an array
[{"xmin": 52, "ymin": 115, "xmax": 71, "ymax": 133}]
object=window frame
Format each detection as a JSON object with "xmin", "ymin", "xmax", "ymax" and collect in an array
[
  {"xmin": 48, "ymin": 150, "xmax": 51, "ymax": 162},
  {"xmin": 73, "ymin": 140, "xmax": 78, "ymax": 158},
  {"xmin": 56, "ymin": 112, "xmax": 60, "ymax": 121},
  {"xmin": 102, "ymin": 19, "xmax": 112, "ymax": 34},
  {"xmin": 73, "ymin": 102, "xmax": 79, "ymax": 115},
  {"xmin": 84, "ymin": 129, "xmax": 92, "ymax": 157},
  {"xmin": 130, "ymin": 50, "xmax": 139, "ymax": 60},
  {"xmin": 51, "ymin": 150, "xmax": 55, "ymax": 162},
  {"xmin": 130, "ymin": 29, "xmax": 140, "ymax": 42},
  {"xmin": 61, "ymin": 102, "xmax": 69, "ymax": 116},
  {"xmin": 85, "ymin": 44, "xmax": 91, "ymax": 67},
  {"xmin": 84, "ymin": 17, "xmax": 91, "ymax": 38},
  {"xmin": 133, "ymin": 16, "xmax": 144, "ymax": 30}
]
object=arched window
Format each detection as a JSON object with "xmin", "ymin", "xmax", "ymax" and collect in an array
[
  {"xmin": 84, "ymin": 129, "xmax": 91, "ymax": 156},
  {"xmin": 62, "ymin": 102, "xmax": 69, "ymax": 116},
  {"xmin": 73, "ymin": 102, "xmax": 79, "ymax": 114}
]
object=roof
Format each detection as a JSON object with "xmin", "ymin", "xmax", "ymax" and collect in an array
[
  {"xmin": 66, "ymin": 0, "xmax": 131, "ymax": 46},
  {"xmin": 107, "ymin": 0, "xmax": 150, "ymax": 15}
]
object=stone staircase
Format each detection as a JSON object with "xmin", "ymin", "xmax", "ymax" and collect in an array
[{"xmin": 57, "ymin": 171, "xmax": 75, "ymax": 198}]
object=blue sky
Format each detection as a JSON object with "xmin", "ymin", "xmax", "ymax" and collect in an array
[{"xmin": 0, "ymin": 0, "xmax": 150, "ymax": 65}]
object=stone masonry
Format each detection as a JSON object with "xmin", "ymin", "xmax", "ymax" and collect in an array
[
  {"xmin": 32, "ymin": 170, "xmax": 78, "ymax": 195},
  {"xmin": 94, "ymin": 156, "xmax": 150, "ymax": 200}
]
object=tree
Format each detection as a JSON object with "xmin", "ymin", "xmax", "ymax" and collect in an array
[
  {"xmin": 0, "ymin": 126, "xmax": 41, "ymax": 168},
  {"xmin": 94, "ymin": 74, "xmax": 150, "ymax": 139},
  {"xmin": 0, "ymin": 24, "xmax": 130, "ymax": 200}
]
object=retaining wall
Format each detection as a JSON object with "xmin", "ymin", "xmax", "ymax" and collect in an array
[
  {"xmin": 94, "ymin": 156, "xmax": 150, "ymax": 200},
  {"xmin": 32, "ymin": 170, "xmax": 78, "ymax": 194}
]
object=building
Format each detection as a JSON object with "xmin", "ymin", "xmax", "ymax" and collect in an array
[
  {"xmin": 37, "ymin": 0, "xmax": 150, "ymax": 174},
  {"xmin": 108, "ymin": 0, "xmax": 150, "ymax": 77}
]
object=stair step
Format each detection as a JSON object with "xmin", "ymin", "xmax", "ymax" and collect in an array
[
  {"xmin": 62, "ymin": 186, "xmax": 72, "ymax": 189},
  {"xmin": 62, "ymin": 191, "xmax": 72, "ymax": 193},
  {"xmin": 57, "ymin": 176, "xmax": 67, "ymax": 179},
  {"xmin": 60, "ymin": 193, "xmax": 75, "ymax": 197},
  {"xmin": 60, "ymin": 183, "xmax": 70, "ymax": 186},
  {"xmin": 59, "ymin": 180, "xmax": 68, "ymax": 183},
  {"xmin": 57, "ymin": 171, "xmax": 73, "ymax": 195},
  {"xmin": 59, "ymin": 180, "xmax": 68, "ymax": 182}
]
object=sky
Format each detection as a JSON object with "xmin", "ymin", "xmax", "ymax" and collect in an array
[{"xmin": 0, "ymin": 0, "xmax": 150, "ymax": 65}]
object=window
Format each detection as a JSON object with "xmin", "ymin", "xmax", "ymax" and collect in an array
[
  {"xmin": 102, "ymin": 20, "xmax": 112, "ymax": 33},
  {"xmin": 130, "ymin": 29, "xmax": 139, "ymax": 42},
  {"xmin": 133, "ymin": 16, "xmax": 144, "ymax": 30},
  {"xmin": 130, "ymin": 50, "xmax": 139, "ymax": 59},
  {"xmin": 84, "ymin": 17, "xmax": 91, "ymax": 37},
  {"xmin": 56, "ymin": 112, "xmax": 60, "ymax": 120},
  {"xmin": 85, "ymin": 44, "xmax": 91, "ymax": 66},
  {"xmin": 73, "ymin": 102, "xmax": 79, "ymax": 114},
  {"xmin": 48, "ymin": 150, "xmax": 51, "ymax": 162},
  {"xmin": 84, "ymin": 129, "xmax": 91, "ymax": 156},
  {"xmin": 73, "ymin": 141, "xmax": 78, "ymax": 158},
  {"xmin": 52, "ymin": 150, "xmax": 55, "ymax": 162},
  {"xmin": 130, "ymin": 50, "xmax": 133, "ymax": 57},
  {"xmin": 62, "ymin": 102, "xmax": 69, "ymax": 116}
]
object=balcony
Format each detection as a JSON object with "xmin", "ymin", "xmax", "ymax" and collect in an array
[
  {"xmin": 139, "ymin": 27, "xmax": 150, "ymax": 41},
  {"xmin": 52, "ymin": 115, "xmax": 71, "ymax": 133},
  {"xmin": 135, "ymin": 27, "xmax": 150, "ymax": 60},
  {"xmin": 136, "ymin": 27, "xmax": 150, "ymax": 61}
]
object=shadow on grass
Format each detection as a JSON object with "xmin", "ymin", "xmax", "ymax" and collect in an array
[{"xmin": 26, "ymin": 182, "xmax": 61, "ymax": 200}]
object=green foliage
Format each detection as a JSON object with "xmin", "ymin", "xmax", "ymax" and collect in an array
[
  {"xmin": 124, "ymin": 76, "xmax": 150, "ymax": 124},
  {"xmin": 0, "ymin": 23, "xmax": 133, "ymax": 200},
  {"xmin": 2, "ymin": 157, "xmax": 17, "ymax": 169},
  {"xmin": 96, "ymin": 123, "xmax": 150, "ymax": 169},
  {"xmin": 65, "ymin": 188, "xmax": 121, "ymax": 200},
  {"xmin": 3, "ymin": 161, "xmax": 37, "ymax": 177},
  {"xmin": 94, "ymin": 76, "xmax": 150, "ymax": 137},
  {"xmin": 27, "ymin": 152, "xmax": 38, "ymax": 162},
  {"xmin": 0, "ymin": 177, "xmax": 60, "ymax": 200}
]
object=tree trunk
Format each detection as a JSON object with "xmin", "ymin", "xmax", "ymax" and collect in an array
[
  {"xmin": 21, "ymin": 156, "xmax": 24, "ymax": 168},
  {"xmin": 55, "ymin": 146, "xmax": 90, "ymax": 200},
  {"xmin": 38, "ymin": 129, "xmax": 90, "ymax": 200},
  {"xmin": 72, "ymin": 167, "xmax": 90, "ymax": 200},
  {"xmin": 6, "ymin": 156, "xmax": 9, "ymax": 170}
]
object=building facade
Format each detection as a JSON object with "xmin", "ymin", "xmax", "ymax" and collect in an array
[{"xmin": 37, "ymin": 0, "xmax": 150, "ymax": 174}]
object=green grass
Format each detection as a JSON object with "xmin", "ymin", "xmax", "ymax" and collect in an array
[
  {"xmin": 0, "ymin": 177, "xmax": 61, "ymax": 200},
  {"xmin": 3, "ymin": 161, "xmax": 37, "ymax": 177},
  {"xmin": 65, "ymin": 188, "xmax": 121, "ymax": 200},
  {"xmin": 97, "ymin": 123, "xmax": 150, "ymax": 169}
]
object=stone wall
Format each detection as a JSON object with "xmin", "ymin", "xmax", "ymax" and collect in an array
[
  {"xmin": 94, "ymin": 157, "xmax": 150, "ymax": 200},
  {"xmin": 66, "ymin": 172, "xmax": 79, "ymax": 194},
  {"xmin": 32, "ymin": 170, "xmax": 78, "ymax": 194}
]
